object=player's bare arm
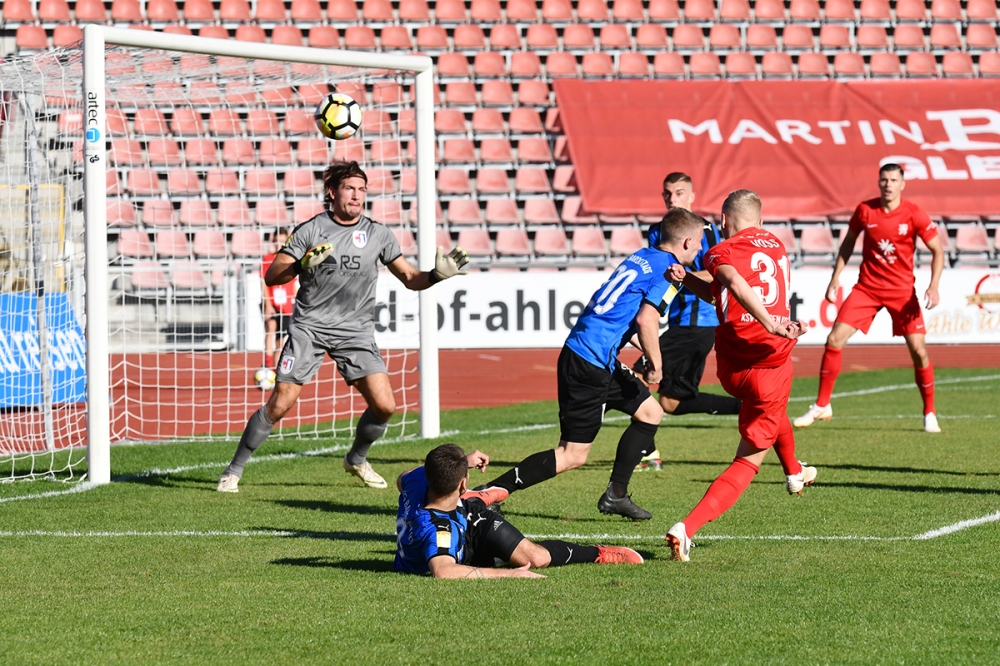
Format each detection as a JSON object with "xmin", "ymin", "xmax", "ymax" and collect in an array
[
  {"xmin": 264, "ymin": 252, "xmax": 298, "ymax": 286},
  {"xmin": 714, "ymin": 264, "xmax": 807, "ymax": 339},
  {"xmin": 386, "ymin": 247, "xmax": 470, "ymax": 291},
  {"xmin": 826, "ymin": 228, "xmax": 859, "ymax": 303},
  {"xmin": 677, "ymin": 269, "xmax": 715, "ymax": 305},
  {"xmin": 635, "ymin": 303, "xmax": 663, "ymax": 385},
  {"xmin": 428, "ymin": 556, "xmax": 546, "ymax": 579},
  {"xmin": 924, "ymin": 234, "xmax": 945, "ymax": 309}
]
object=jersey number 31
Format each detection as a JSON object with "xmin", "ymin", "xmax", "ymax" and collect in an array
[{"xmin": 751, "ymin": 252, "xmax": 790, "ymax": 310}]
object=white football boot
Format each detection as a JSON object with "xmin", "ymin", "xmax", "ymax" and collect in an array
[
  {"xmin": 343, "ymin": 459, "xmax": 388, "ymax": 489},
  {"xmin": 786, "ymin": 462, "xmax": 818, "ymax": 495},
  {"xmin": 216, "ymin": 472, "xmax": 240, "ymax": 493},
  {"xmin": 666, "ymin": 522, "xmax": 692, "ymax": 562},
  {"xmin": 924, "ymin": 413, "xmax": 941, "ymax": 434},
  {"xmin": 793, "ymin": 403, "xmax": 833, "ymax": 428}
]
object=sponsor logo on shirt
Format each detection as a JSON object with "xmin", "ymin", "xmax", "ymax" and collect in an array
[
  {"xmin": 877, "ymin": 238, "xmax": 897, "ymax": 264},
  {"xmin": 352, "ymin": 230, "xmax": 368, "ymax": 248},
  {"xmin": 898, "ymin": 223, "xmax": 908, "ymax": 236}
]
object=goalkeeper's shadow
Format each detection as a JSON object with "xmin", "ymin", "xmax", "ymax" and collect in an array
[{"xmin": 270, "ymin": 556, "xmax": 394, "ymax": 573}]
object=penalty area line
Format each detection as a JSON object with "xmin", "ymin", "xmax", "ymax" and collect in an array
[{"xmin": 787, "ymin": 372, "xmax": 1000, "ymax": 403}]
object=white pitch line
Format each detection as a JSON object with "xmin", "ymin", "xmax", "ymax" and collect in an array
[
  {"xmin": 0, "ymin": 482, "xmax": 98, "ymax": 505},
  {"xmin": 911, "ymin": 510, "xmax": 1000, "ymax": 540},
  {"xmin": 787, "ymin": 372, "xmax": 1000, "ymax": 403}
]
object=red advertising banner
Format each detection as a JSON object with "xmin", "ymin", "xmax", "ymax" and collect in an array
[{"xmin": 553, "ymin": 79, "xmax": 1000, "ymax": 219}]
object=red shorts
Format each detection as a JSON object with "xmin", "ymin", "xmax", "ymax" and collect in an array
[
  {"xmin": 716, "ymin": 357, "xmax": 793, "ymax": 450},
  {"xmin": 837, "ymin": 286, "xmax": 926, "ymax": 337}
]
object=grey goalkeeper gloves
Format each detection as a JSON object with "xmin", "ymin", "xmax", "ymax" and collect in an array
[{"xmin": 431, "ymin": 246, "xmax": 470, "ymax": 283}]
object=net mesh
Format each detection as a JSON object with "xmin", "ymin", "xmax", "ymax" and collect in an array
[{"xmin": 0, "ymin": 44, "xmax": 423, "ymax": 480}]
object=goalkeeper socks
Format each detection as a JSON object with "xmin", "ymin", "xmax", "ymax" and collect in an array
[
  {"xmin": 672, "ymin": 393, "xmax": 742, "ymax": 416},
  {"xmin": 487, "ymin": 449, "xmax": 557, "ymax": 494},
  {"xmin": 772, "ymin": 418, "xmax": 802, "ymax": 476},
  {"xmin": 683, "ymin": 457, "xmax": 759, "ymax": 537},
  {"xmin": 345, "ymin": 409, "xmax": 389, "ymax": 466},
  {"xmin": 817, "ymin": 345, "xmax": 843, "ymax": 407},
  {"xmin": 915, "ymin": 363, "xmax": 936, "ymax": 415},
  {"xmin": 538, "ymin": 541, "xmax": 600, "ymax": 567},
  {"xmin": 609, "ymin": 420, "xmax": 659, "ymax": 493},
  {"xmin": 225, "ymin": 406, "xmax": 275, "ymax": 477}
]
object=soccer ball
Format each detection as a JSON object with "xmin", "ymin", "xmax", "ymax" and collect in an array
[
  {"xmin": 315, "ymin": 92, "xmax": 363, "ymax": 140},
  {"xmin": 254, "ymin": 367, "xmax": 277, "ymax": 391}
]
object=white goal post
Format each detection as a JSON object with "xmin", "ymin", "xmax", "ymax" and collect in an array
[{"xmin": 81, "ymin": 26, "xmax": 441, "ymax": 485}]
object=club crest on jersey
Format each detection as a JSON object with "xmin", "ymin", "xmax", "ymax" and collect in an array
[
  {"xmin": 280, "ymin": 356, "xmax": 295, "ymax": 374},
  {"xmin": 898, "ymin": 223, "xmax": 908, "ymax": 236},
  {"xmin": 352, "ymin": 230, "xmax": 368, "ymax": 249}
]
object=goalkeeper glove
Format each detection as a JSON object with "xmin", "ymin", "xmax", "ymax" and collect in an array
[
  {"xmin": 297, "ymin": 243, "xmax": 334, "ymax": 272},
  {"xmin": 430, "ymin": 246, "xmax": 470, "ymax": 283}
]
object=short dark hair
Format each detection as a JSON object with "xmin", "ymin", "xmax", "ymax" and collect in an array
[
  {"xmin": 879, "ymin": 163, "xmax": 904, "ymax": 178},
  {"xmin": 663, "ymin": 172, "xmax": 693, "ymax": 187},
  {"xmin": 424, "ymin": 443, "xmax": 468, "ymax": 496},
  {"xmin": 657, "ymin": 207, "xmax": 704, "ymax": 245},
  {"xmin": 323, "ymin": 161, "xmax": 368, "ymax": 208}
]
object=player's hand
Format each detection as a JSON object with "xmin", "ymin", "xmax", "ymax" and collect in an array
[
  {"xmin": 433, "ymin": 246, "xmax": 470, "ymax": 281},
  {"xmin": 924, "ymin": 286, "xmax": 940, "ymax": 310},
  {"xmin": 509, "ymin": 564, "xmax": 546, "ymax": 579},
  {"xmin": 824, "ymin": 279, "xmax": 839, "ymax": 304},
  {"xmin": 300, "ymin": 243, "xmax": 334, "ymax": 271},
  {"xmin": 665, "ymin": 263, "xmax": 687, "ymax": 283},
  {"xmin": 774, "ymin": 319, "xmax": 809, "ymax": 340},
  {"xmin": 630, "ymin": 356, "xmax": 651, "ymax": 387},
  {"xmin": 642, "ymin": 361, "xmax": 662, "ymax": 386},
  {"xmin": 467, "ymin": 450, "xmax": 490, "ymax": 472}
]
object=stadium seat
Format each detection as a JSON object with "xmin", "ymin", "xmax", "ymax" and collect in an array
[
  {"xmin": 490, "ymin": 23, "xmax": 522, "ymax": 49},
  {"xmin": 435, "ymin": 109, "xmax": 468, "ymax": 134},
  {"xmin": 930, "ymin": 0, "xmax": 962, "ymax": 19},
  {"xmin": 618, "ymin": 52, "xmax": 651, "ymax": 76},
  {"xmin": 507, "ymin": 0, "xmax": 539, "ymax": 20},
  {"xmin": 222, "ymin": 138, "xmax": 256, "ymax": 165},
  {"xmin": 367, "ymin": 169, "xmax": 397, "ymax": 195},
  {"xmin": 966, "ymin": 24, "xmax": 999, "ymax": 50},
  {"xmin": 649, "ymin": 0, "xmax": 680, "ymax": 20},
  {"xmin": 217, "ymin": 199, "xmax": 254, "ymax": 226},
  {"xmin": 255, "ymin": 199, "xmax": 290, "ymax": 227},
  {"xmin": 208, "ymin": 110, "xmax": 242, "ymax": 137},
  {"xmin": 133, "ymin": 109, "xmax": 169, "ymax": 137},
  {"xmin": 108, "ymin": 200, "xmax": 138, "ymax": 227},
  {"xmin": 691, "ymin": 52, "xmax": 723, "ymax": 77},
  {"xmin": 754, "ymin": 0, "xmax": 786, "ymax": 21},
  {"xmin": 148, "ymin": 0, "xmax": 180, "ymax": 20},
  {"xmin": 561, "ymin": 196, "xmax": 599, "ymax": 224},
  {"xmin": 482, "ymin": 80, "xmax": 515, "ymax": 106},
  {"xmin": 111, "ymin": 139, "xmax": 144, "ymax": 167},
  {"xmin": 684, "ymin": 0, "xmax": 717, "ymax": 21},
  {"xmin": 231, "ymin": 230, "xmax": 264, "ymax": 257},
  {"xmin": 336, "ymin": 138, "xmax": 365, "ymax": 163},
  {"xmin": 613, "ymin": 0, "xmax": 645, "ymax": 20},
  {"xmin": 180, "ymin": 201, "xmax": 216, "ymax": 227},
  {"xmin": 168, "ymin": 109, "xmax": 202, "ymax": 136},
  {"xmin": 542, "ymin": 0, "xmax": 575, "ymax": 20},
  {"xmin": 111, "ymin": 0, "xmax": 143, "ymax": 21},
  {"xmin": 725, "ymin": 52, "xmax": 758, "ymax": 78},
  {"xmin": 518, "ymin": 79, "xmax": 551, "ymax": 105},
  {"xmin": 509, "ymin": 108, "xmax": 544, "ymax": 134},
  {"xmin": 967, "ymin": 0, "xmax": 999, "ymax": 20},
  {"xmin": 326, "ymin": 0, "xmax": 359, "ymax": 19},
  {"xmin": 192, "ymin": 229, "xmax": 227, "ymax": 258},
  {"xmin": 495, "ymin": 228, "xmax": 532, "ymax": 257},
  {"xmin": 370, "ymin": 139, "xmax": 405, "ymax": 164},
  {"xmin": 344, "ymin": 26, "xmax": 378, "ymax": 50},
  {"xmin": 800, "ymin": 225, "xmax": 837, "ymax": 255},
  {"xmin": 142, "ymin": 200, "xmax": 175, "ymax": 227},
  {"xmin": 399, "ymin": 0, "xmax": 430, "ymax": 20},
  {"xmin": 721, "ymin": 0, "xmax": 751, "ymax": 20},
  {"xmin": 362, "ymin": 0, "xmax": 394, "ymax": 20},
  {"xmin": 118, "ymin": 229, "xmax": 154, "ymax": 259},
  {"xmin": 546, "ymin": 52, "xmax": 580, "ymax": 77},
  {"xmin": 205, "ymin": 169, "xmax": 240, "ymax": 196},
  {"xmin": 654, "ymin": 52, "xmax": 687, "ymax": 77},
  {"xmin": 582, "ymin": 52, "xmax": 615, "ymax": 77},
  {"xmin": 294, "ymin": 200, "xmax": 325, "ymax": 222},
  {"xmin": 380, "ymin": 26, "xmax": 413, "ymax": 50},
  {"xmin": 564, "ymin": 24, "xmax": 596, "ymax": 50},
  {"xmin": 485, "ymin": 199, "xmax": 521, "ymax": 224},
  {"xmin": 74, "ymin": 0, "xmax": 108, "ymax": 19},
  {"xmin": 524, "ymin": 199, "xmax": 561, "ymax": 225},
  {"xmin": 306, "ymin": 26, "xmax": 340, "ymax": 48},
  {"xmin": 600, "ymin": 24, "xmax": 633, "ymax": 49},
  {"xmin": 447, "ymin": 200, "xmax": 484, "ymax": 225},
  {"xmin": 444, "ymin": 82, "xmax": 476, "ymax": 106},
  {"xmin": 107, "ymin": 170, "xmax": 123, "ymax": 196},
  {"xmin": 167, "ymin": 169, "xmax": 203, "ymax": 195},
  {"xmin": 481, "ymin": 138, "xmax": 515, "ymax": 163},
  {"xmin": 895, "ymin": 0, "xmax": 928, "ymax": 21},
  {"xmin": 579, "ymin": 0, "xmax": 610, "ymax": 20},
  {"xmin": 930, "ymin": 24, "xmax": 962, "ymax": 50},
  {"xmin": 789, "ymin": 0, "xmax": 820, "ymax": 20},
  {"xmin": 443, "ymin": 138, "xmax": 477, "ymax": 163},
  {"xmin": 417, "ymin": 25, "xmax": 450, "ymax": 51},
  {"xmin": 857, "ymin": 25, "xmax": 889, "ymax": 49},
  {"xmin": 39, "ymin": 0, "xmax": 72, "ymax": 21},
  {"xmin": 53, "ymin": 25, "xmax": 83, "ymax": 47},
  {"xmin": 527, "ymin": 24, "xmax": 560, "ymax": 49},
  {"xmin": 369, "ymin": 199, "xmax": 404, "ymax": 225},
  {"xmin": 824, "ymin": 0, "xmax": 855, "ymax": 20},
  {"xmin": 552, "ymin": 165, "xmax": 577, "ymax": 193},
  {"xmin": 980, "ymin": 52, "xmax": 1000, "ymax": 77},
  {"xmin": 673, "ymin": 25, "xmax": 706, "ymax": 50},
  {"xmin": 609, "ymin": 227, "xmax": 644, "ymax": 255},
  {"xmin": 955, "ymin": 225, "xmax": 992, "ymax": 256},
  {"xmin": 5, "ymin": 0, "xmax": 36, "ymax": 21},
  {"xmin": 246, "ymin": 169, "xmax": 280, "ymax": 196},
  {"xmin": 476, "ymin": 168, "xmax": 512, "ymax": 194},
  {"xmin": 893, "ymin": 24, "xmax": 927, "ymax": 50},
  {"xmin": 364, "ymin": 110, "xmax": 395, "ymax": 136},
  {"xmin": 905, "ymin": 51, "xmax": 938, "ymax": 77},
  {"xmin": 942, "ymin": 52, "xmax": 974, "ymax": 77},
  {"xmin": 155, "ymin": 230, "xmax": 191, "ymax": 258},
  {"xmin": 248, "ymin": 110, "xmax": 280, "ymax": 137},
  {"xmin": 473, "ymin": 108, "xmax": 506, "ymax": 134},
  {"xmin": 127, "ymin": 169, "xmax": 161, "ymax": 196},
  {"xmin": 797, "ymin": 52, "xmax": 831, "ymax": 77},
  {"xmin": 454, "ymin": 24, "xmax": 487, "ymax": 49},
  {"xmin": 637, "ymin": 24, "xmax": 669, "ymax": 49},
  {"xmin": 457, "ymin": 229, "xmax": 493, "ymax": 257},
  {"xmin": 747, "ymin": 25, "xmax": 778, "ymax": 50},
  {"xmin": 870, "ymin": 52, "xmax": 903, "ymax": 76},
  {"xmin": 511, "ymin": 51, "xmax": 544, "ymax": 77},
  {"xmin": 834, "ymin": 52, "xmax": 866, "ymax": 77},
  {"xmin": 474, "ymin": 51, "xmax": 508, "ymax": 77},
  {"xmin": 517, "ymin": 138, "xmax": 553, "ymax": 162},
  {"xmin": 534, "ymin": 228, "xmax": 570, "ymax": 255},
  {"xmin": 433, "ymin": 0, "xmax": 466, "ymax": 20},
  {"xmin": 437, "ymin": 52, "xmax": 471, "ymax": 78},
  {"xmin": 710, "ymin": 24, "xmax": 743, "ymax": 50},
  {"xmin": 859, "ymin": 0, "xmax": 890, "ymax": 21},
  {"xmin": 373, "ymin": 81, "xmax": 405, "ymax": 106},
  {"xmin": 297, "ymin": 138, "xmax": 331, "ymax": 165},
  {"xmin": 820, "ymin": 25, "xmax": 852, "ymax": 50},
  {"xmin": 235, "ymin": 25, "xmax": 267, "ymax": 43},
  {"xmin": 571, "ymin": 227, "xmax": 608, "ymax": 256}
]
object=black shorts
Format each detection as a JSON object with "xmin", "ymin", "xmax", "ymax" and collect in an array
[
  {"xmin": 557, "ymin": 346, "xmax": 651, "ymax": 443},
  {"xmin": 269, "ymin": 312, "xmax": 291, "ymax": 337},
  {"xmin": 657, "ymin": 326, "xmax": 717, "ymax": 401},
  {"xmin": 462, "ymin": 499, "xmax": 525, "ymax": 568}
]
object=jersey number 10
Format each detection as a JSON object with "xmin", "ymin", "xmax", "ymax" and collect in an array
[{"xmin": 592, "ymin": 267, "xmax": 639, "ymax": 315}]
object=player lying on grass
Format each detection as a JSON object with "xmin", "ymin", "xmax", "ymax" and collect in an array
[
  {"xmin": 794, "ymin": 163, "xmax": 945, "ymax": 434},
  {"xmin": 475, "ymin": 208, "xmax": 705, "ymax": 521},
  {"xmin": 395, "ymin": 443, "xmax": 644, "ymax": 578},
  {"xmin": 662, "ymin": 190, "xmax": 817, "ymax": 562},
  {"xmin": 218, "ymin": 161, "xmax": 469, "ymax": 494}
]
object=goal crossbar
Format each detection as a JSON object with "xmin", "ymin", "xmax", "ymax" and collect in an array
[{"xmin": 82, "ymin": 25, "xmax": 440, "ymax": 485}]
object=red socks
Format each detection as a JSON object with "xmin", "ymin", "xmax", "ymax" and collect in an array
[
  {"xmin": 772, "ymin": 418, "xmax": 801, "ymax": 476},
  {"xmin": 683, "ymin": 457, "xmax": 759, "ymax": 537},
  {"xmin": 915, "ymin": 363, "xmax": 935, "ymax": 415},
  {"xmin": 817, "ymin": 345, "xmax": 843, "ymax": 407}
]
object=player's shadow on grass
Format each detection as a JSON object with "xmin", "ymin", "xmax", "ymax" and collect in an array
[
  {"xmin": 254, "ymin": 526, "xmax": 396, "ymax": 542},
  {"xmin": 271, "ymin": 499, "xmax": 395, "ymax": 516},
  {"xmin": 821, "ymin": 481, "xmax": 1000, "ymax": 496},
  {"xmin": 820, "ymin": 462, "xmax": 999, "ymax": 477},
  {"xmin": 271, "ymin": 556, "xmax": 394, "ymax": 572}
]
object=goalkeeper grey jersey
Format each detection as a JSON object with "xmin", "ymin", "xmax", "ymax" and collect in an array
[{"xmin": 278, "ymin": 212, "xmax": 402, "ymax": 340}]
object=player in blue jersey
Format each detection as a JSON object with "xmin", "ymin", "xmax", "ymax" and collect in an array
[
  {"xmin": 635, "ymin": 173, "xmax": 741, "ymax": 472},
  {"xmin": 475, "ymin": 209, "xmax": 706, "ymax": 520},
  {"xmin": 395, "ymin": 443, "xmax": 644, "ymax": 578}
]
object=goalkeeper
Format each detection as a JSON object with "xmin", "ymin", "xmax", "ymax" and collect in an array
[{"xmin": 218, "ymin": 161, "xmax": 469, "ymax": 493}]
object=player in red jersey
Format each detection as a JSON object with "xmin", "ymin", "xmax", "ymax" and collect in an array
[
  {"xmin": 663, "ymin": 190, "xmax": 813, "ymax": 562},
  {"xmin": 793, "ymin": 164, "xmax": 946, "ymax": 433},
  {"xmin": 261, "ymin": 228, "xmax": 297, "ymax": 368}
]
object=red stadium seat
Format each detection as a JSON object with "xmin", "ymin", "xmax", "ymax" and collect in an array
[
  {"xmin": 511, "ymin": 51, "xmax": 544, "ymax": 77},
  {"xmin": 377, "ymin": 26, "xmax": 410, "ymax": 50},
  {"xmin": 930, "ymin": 0, "xmax": 962, "ymax": 19},
  {"xmin": 147, "ymin": 0, "xmax": 180, "ymax": 20},
  {"xmin": 789, "ymin": 0, "xmax": 820, "ymax": 20},
  {"xmin": 518, "ymin": 79, "xmax": 551, "ymax": 105},
  {"xmin": 563, "ymin": 24, "xmax": 596, "ymax": 49},
  {"xmin": 181, "ymin": 201, "xmax": 216, "ymax": 227},
  {"xmin": 820, "ymin": 24, "xmax": 852, "ymax": 50},
  {"xmin": 345, "ymin": 26, "xmax": 378, "ymax": 49},
  {"xmin": 298, "ymin": 138, "xmax": 332, "ymax": 165},
  {"xmin": 834, "ymin": 52, "xmax": 866, "ymax": 77},
  {"xmin": 509, "ymin": 108, "xmax": 544, "ymax": 133},
  {"xmin": 515, "ymin": 167, "xmax": 552, "ymax": 193},
  {"xmin": 16, "ymin": 26, "xmax": 49, "ymax": 51},
  {"xmin": 309, "ymin": 26, "xmax": 340, "ymax": 48},
  {"xmin": 247, "ymin": 110, "xmax": 280, "ymax": 136},
  {"xmin": 457, "ymin": 229, "xmax": 493, "ymax": 257},
  {"xmin": 118, "ymin": 229, "xmax": 154, "ymax": 259},
  {"xmin": 618, "ymin": 52, "xmax": 651, "ymax": 76},
  {"xmin": 444, "ymin": 138, "xmax": 477, "ymax": 163},
  {"xmin": 534, "ymin": 228, "xmax": 570, "ymax": 255},
  {"xmin": 435, "ymin": 0, "xmax": 467, "ymax": 20},
  {"xmin": 254, "ymin": 199, "xmax": 290, "ymax": 227},
  {"xmin": 437, "ymin": 52, "xmax": 472, "ymax": 77},
  {"xmin": 132, "ymin": 109, "xmax": 168, "ymax": 137},
  {"xmin": 800, "ymin": 225, "xmax": 837, "ymax": 254},
  {"xmin": 495, "ymin": 228, "xmax": 532, "ymax": 257},
  {"xmin": 193, "ymin": 229, "xmax": 227, "ymax": 258},
  {"xmin": 710, "ymin": 24, "xmax": 743, "ymax": 49},
  {"xmin": 280, "ymin": 169, "xmax": 315, "ymax": 196},
  {"xmin": 824, "ymin": 0, "xmax": 856, "ymax": 21},
  {"xmin": 572, "ymin": 227, "xmax": 608, "ymax": 256},
  {"xmin": 473, "ymin": 108, "xmax": 506, "ymax": 133},
  {"xmin": 111, "ymin": 139, "xmax": 144, "ymax": 167},
  {"xmin": 490, "ymin": 24, "xmax": 522, "ymax": 49},
  {"xmin": 111, "ymin": 0, "xmax": 143, "ymax": 21},
  {"xmin": 726, "ymin": 52, "xmax": 758, "ymax": 78},
  {"xmin": 967, "ymin": 0, "xmax": 999, "ymax": 20},
  {"xmin": 654, "ymin": 52, "xmax": 687, "ymax": 77},
  {"xmin": 442, "ymin": 200, "xmax": 480, "ymax": 227},
  {"xmin": 942, "ymin": 52, "xmax": 974, "ymax": 77},
  {"xmin": 454, "ymin": 24, "xmax": 487, "ymax": 49},
  {"xmin": 546, "ymin": 52, "xmax": 580, "ymax": 77},
  {"xmin": 747, "ymin": 25, "xmax": 778, "ymax": 50},
  {"xmin": 765, "ymin": 225, "xmax": 798, "ymax": 253},
  {"xmin": 205, "ymin": 168, "xmax": 240, "ymax": 195},
  {"xmin": 684, "ymin": 0, "xmax": 716, "ymax": 21},
  {"xmin": 930, "ymin": 24, "xmax": 962, "ymax": 50},
  {"xmin": 217, "ymin": 199, "xmax": 253, "ymax": 226},
  {"xmin": 720, "ymin": 0, "xmax": 751, "ymax": 21},
  {"xmin": 582, "ymin": 52, "xmax": 615, "ymax": 77},
  {"xmin": 247, "ymin": 169, "xmax": 280, "ymax": 196},
  {"xmin": 218, "ymin": 0, "xmax": 249, "ymax": 19},
  {"xmin": 798, "ymin": 52, "xmax": 831, "ymax": 77},
  {"xmin": 108, "ymin": 200, "xmax": 138, "ymax": 227},
  {"xmin": 294, "ymin": 200, "xmax": 325, "ymax": 222},
  {"xmin": 609, "ymin": 227, "xmax": 644, "ymax": 255},
  {"xmin": 857, "ymin": 25, "xmax": 889, "ymax": 49},
  {"xmin": 129, "ymin": 263, "xmax": 169, "ymax": 291},
  {"xmin": 690, "ymin": 52, "xmax": 723, "ymax": 77},
  {"xmin": 481, "ymin": 138, "xmax": 514, "ymax": 163},
  {"xmin": 648, "ymin": 0, "xmax": 680, "ymax": 20},
  {"xmin": 445, "ymin": 82, "xmax": 478, "ymax": 105},
  {"xmin": 53, "ymin": 25, "xmax": 83, "ymax": 47},
  {"xmin": 438, "ymin": 168, "xmax": 473, "ymax": 195},
  {"xmin": 5, "ymin": 0, "xmax": 36, "ymax": 21},
  {"xmin": 155, "ymin": 230, "xmax": 191, "ymax": 258},
  {"xmin": 525, "ymin": 200, "xmax": 561, "ymax": 225},
  {"xmin": 40, "ymin": 0, "xmax": 72, "ymax": 21},
  {"xmin": 506, "ymin": 0, "xmax": 539, "ymax": 20},
  {"xmin": 231, "ymin": 230, "xmax": 264, "ymax": 257},
  {"xmin": 221, "ymin": 138, "xmax": 254, "ymax": 165},
  {"xmin": 527, "ymin": 24, "xmax": 559, "ymax": 49},
  {"xmin": 327, "ymin": 0, "xmax": 359, "ymax": 19},
  {"xmin": 142, "ymin": 200, "xmax": 175, "ymax": 227},
  {"xmin": 966, "ymin": 24, "xmax": 999, "ymax": 50},
  {"xmin": 362, "ymin": 0, "xmax": 395, "ymax": 20},
  {"xmin": 637, "ymin": 24, "xmax": 669, "ymax": 49},
  {"xmin": 482, "ymin": 80, "xmax": 515, "ymax": 106},
  {"xmin": 895, "ymin": 0, "xmax": 928, "ymax": 21},
  {"xmin": 486, "ymin": 199, "xmax": 521, "ymax": 224},
  {"xmin": 399, "ymin": 0, "xmax": 430, "ymax": 21},
  {"xmin": 289, "ymin": 0, "xmax": 323, "ymax": 20},
  {"xmin": 673, "ymin": 24, "xmax": 706, "ymax": 50},
  {"xmin": 762, "ymin": 52, "xmax": 794, "ymax": 76},
  {"xmin": 600, "ymin": 24, "xmax": 633, "ymax": 49},
  {"xmin": 542, "ymin": 0, "xmax": 574, "ymax": 21},
  {"xmin": 370, "ymin": 139, "xmax": 405, "ymax": 164},
  {"xmin": 417, "ymin": 25, "xmax": 450, "ymax": 50},
  {"xmin": 870, "ymin": 52, "xmax": 902, "ymax": 76},
  {"xmin": 254, "ymin": 0, "xmax": 287, "ymax": 19},
  {"xmin": 208, "ymin": 109, "xmax": 242, "ymax": 136},
  {"xmin": 578, "ymin": 0, "xmax": 610, "ymax": 20},
  {"xmin": 893, "ymin": 24, "xmax": 927, "ymax": 50},
  {"xmin": 148, "ymin": 139, "xmax": 183, "ymax": 165},
  {"xmin": 517, "ymin": 138, "xmax": 553, "ymax": 162},
  {"xmin": 75, "ymin": 0, "xmax": 108, "ymax": 19},
  {"xmin": 613, "ymin": 0, "xmax": 644, "ymax": 20},
  {"xmin": 754, "ymin": 0, "xmax": 786, "ymax": 21},
  {"xmin": 476, "ymin": 168, "xmax": 512, "ymax": 194},
  {"xmin": 259, "ymin": 139, "xmax": 293, "ymax": 165},
  {"xmin": 435, "ymin": 109, "xmax": 467, "ymax": 134},
  {"xmin": 474, "ymin": 51, "xmax": 508, "ymax": 77},
  {"xmin": 859, "ymin": 0, "xmax": 891, "ymax": 21},
  {"xmin": 561, "ymin": 196, "xmax": 599, "ymax": 224},
  {"xmin": 126, "ymin": 170, "xmax": 161, "ymax": 196},
  {"xmin": 372, "ymin": 81, "xmax": 404, "ymax": 106},
  {"xmin": 905, "ymin": 51, "xmax": 938, "ymax": 76}
]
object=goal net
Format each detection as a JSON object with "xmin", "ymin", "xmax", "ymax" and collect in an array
[{"xmin": 0, "ymin": 28, "xmax": 439, "ymax": 483}]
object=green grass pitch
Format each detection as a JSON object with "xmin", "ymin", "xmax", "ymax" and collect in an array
[{"xmin": 2, "ymin": 368, "xmax": 999, "ymax": 664}]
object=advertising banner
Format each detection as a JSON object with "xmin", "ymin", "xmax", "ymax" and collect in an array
[
  {"xmin": 373, "ymin": 268, "xmax": 1000, "ymax": 349},
  {"xmin": 552, "ymin": 79, "xmax": 1000, "ymax": 219},
  {"xmin": 0, "ymin": 293, "xmax": 88, "ymax": 407}
]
